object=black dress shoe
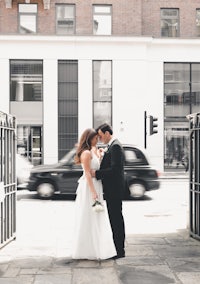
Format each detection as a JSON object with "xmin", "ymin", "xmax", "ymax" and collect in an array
[{"xmin": 112, "ymin": 254, "xmax": 125, "ymax": 259}]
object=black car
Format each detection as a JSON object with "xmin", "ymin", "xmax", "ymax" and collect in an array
[{"xmin": 27, "ymin": 145, "xmax": 160, "ymax": 199}]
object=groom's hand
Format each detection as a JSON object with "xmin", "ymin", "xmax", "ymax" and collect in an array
[{"xmin": 90, "ymin": 169, "xmax": 96, "ymax": 177}]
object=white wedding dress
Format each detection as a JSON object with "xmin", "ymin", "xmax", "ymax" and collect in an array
[{"xmin": 71, "ymin": 151, "xmax": 116, "ymax": 260}]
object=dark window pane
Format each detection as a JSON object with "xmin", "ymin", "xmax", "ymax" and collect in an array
[{"xmin": 58, "ymin": 60, "xmax": 78, "ymax": 159}]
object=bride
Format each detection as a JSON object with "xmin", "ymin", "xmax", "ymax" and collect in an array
[{"xmin": 71, "ymin": 128, "xmax": 116, "ymax": 260}]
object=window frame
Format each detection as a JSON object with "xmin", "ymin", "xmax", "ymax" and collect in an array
[
  {"xmin": 92, "ymin": 60, "xmax": 112, "ymax": 128},
  {"xmin": 93, "ymin": 4, "xmax": 112, "ymax": 35},
  {"xmin": 18, "ymin": 3, "xmax": 38, "ymax": 34},
  {"xmin": 10, "ymin": 59, "xmax": 43, "ymax": 102},
  {"xmin": 160, "ymin": 8, "xmax": 180, "ymax": 37},
  {"xmin": 196, "ymin": 9, "xmax": 200, "ymax": 37},
  {"xmin": 56, "ymin": 4, "xmax": 76, "ymax": 35}
]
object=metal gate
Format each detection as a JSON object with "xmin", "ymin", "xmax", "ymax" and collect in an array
[
  {"xmin": 188, "ymin": 112, "xmax": 200, "ymax": 240},
  {"xmin": 0, "ymin": 111, "xmax": 16, "ymax": 249}
]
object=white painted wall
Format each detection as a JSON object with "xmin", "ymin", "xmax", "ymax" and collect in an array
[
  {"xmin": 1, "ymin": 35, "xmax": 200, "ymax": 171},
  {"xmin": 0, "ymin": 59, "xmax": 9, "ymax": 113},
  {"xmin": 43, "ymin": 59, "xmax": 58, "ymax": 164}
]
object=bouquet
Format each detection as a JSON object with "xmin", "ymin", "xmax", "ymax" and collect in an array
[{"xmin": 92, "ymin": 199, "xmax": 104, "ymax": 212}]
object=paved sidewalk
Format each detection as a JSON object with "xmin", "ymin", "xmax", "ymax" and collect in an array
[{"xmin": 1, "ymin": 229, "xmax": 200, "ymax": 284}]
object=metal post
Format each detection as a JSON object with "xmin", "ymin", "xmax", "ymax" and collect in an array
[
  {"xmin": 187, "ymin": 112, "xmax": 200, "ymax": 240},
  {"xmin": 144, "ymin": 111, "xmax": 147, "ymax": 149}
]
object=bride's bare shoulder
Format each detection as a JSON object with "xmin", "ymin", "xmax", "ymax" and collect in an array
[{"xmin": 80, "ymin": 150, "xmax": 92, "ymax": 160}]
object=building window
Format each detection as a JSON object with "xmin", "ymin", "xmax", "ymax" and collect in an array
[
  {"xmin": 56, "ymin": 4, "xmax": 75, "ymax": 35},
  {"xmin": 10, "ymin": 60, "xmax": 43, "ymax": 165},
  {"xmin": 58, "ymin": 60, "xmax": 78, "ymax": 159},
  {"xmin": 93, "ymin": 61, "xmax": 112, "ymax": 128},
  {"xmin": 161, "ymin": 8, "xmax": 179, "ymax": 37},
  {"xmin": 17, "ymin": 126, "xmax": 42, "ymax": 166},
  {"xmin": 196, "ymin": 9, "xmax": 200, "ymax": 36},
  {"xmin": 93, "ymin": 5, "xmax": 112, "ymax": 35},
  {"xmin": 10, "ymin": 60, "xmax": 43, "ymax": 101},
  {"xmin": 164, "ymin": 63, "xmax": 200, "ymax": 171},
  {"xmin": 18, "ymin": 4, "xmax": 37, "ymax": 34}
]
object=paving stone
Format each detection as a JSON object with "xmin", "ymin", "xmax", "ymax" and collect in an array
[
  {"xmin": 0, "ymin": 275, "xmax": 34, "ymax": 284},
  {"xmin": 2, "ymin": 267, "xmax": 20, "ymax": 277},
  {"xmin": 73, "ymin": 259, "xmax": 100, "ymax": 268},
  {"xmin": 19, "ymin": 268, "xmax": 39, "ymax": 275},
  {"xmin": 165, "ymin": 237, "xmax": 200, "ymax": 246},
  {"xmin": 34, "ymin": 274, "xmax": 71, "ymax": 284},
  {"xmin": 0, "ymin": 265, "xmax": 9, "ymax": 277},
  {"xmin": 72, "ymin": 268, "xmax": 120, "ymax": 284},
  {"xmin": 117, "ymin": 265, "xmax": 179, "ymax": 284},
  {"xmin": 152, "ymin": 245, "xmax": 200, "ymax": 258},
  {"xmin": 166, "ymin": 257, "xmax": 200, "ymax": 272},
  {"xmin": 126, "ymin": 236, "xmax": 167, "ymax": 245},
  {"xmin": 176, "ymin": 272, "xmax": 200, "ymax": 284},
  {"xmin": 10, "ymin": 257, "xmax": 53, "ymax": 268},
  {"xmin": 126, "ymin": 245, "xmax": 155, "ymax": 256},
  {"xmin": 38, "ymin": 266, "xmax": 72, "ymax": 275},
  {"xmin": 115, "ymin": 255, "xmax": 165, "ymax": 266}
]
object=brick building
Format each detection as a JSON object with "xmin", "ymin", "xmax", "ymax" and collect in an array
[
  {"xmin": 1, "ymin": 0, "xmax": 200, "ymax": 37},
  {"xmin": 1, "ymin": 0, "xmax": 200, "ymax": 173}
]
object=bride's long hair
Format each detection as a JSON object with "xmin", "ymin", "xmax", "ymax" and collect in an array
[{"xmin": 74, "ymin": 128, "xmax": 97, "ymax": 164}]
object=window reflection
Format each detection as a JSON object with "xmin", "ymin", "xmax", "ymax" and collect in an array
[
  {"xmin": 161, "ymin": 9, "xmax": 179, "ymax": 37},
  {"xmin": 17, "ymin": 126, "xmax": 42, "ymax": 166},
  {"xmin": 93, "ymin": 5, "xmax": 112, "ymax": 35},
  {"xmin": 93, "ymin": 61, "xmax": 112, "ymax": 128},
  {"xmin": 164, "ymin": 63, "xmax": 200, "ymax": 171},
  {"xmin": 56, "ymin": 4, "xmax": 75, "ymax": 35},
  {"xmin": 10, "ymin": 60, "xmax": 43, "ymax": 101},
  {"xmin": 19, "ymin": 4, "xmax": 37, "ymax": 34}
]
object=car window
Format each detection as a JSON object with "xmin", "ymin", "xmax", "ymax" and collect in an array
[{"xmin": 124, "ymin": 148, "xmax": 148, "ymax": 165}]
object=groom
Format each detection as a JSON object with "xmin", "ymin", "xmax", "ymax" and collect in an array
[{"xmin": 92, "ymin": 123, "xmax": 125, "ymax": 259}]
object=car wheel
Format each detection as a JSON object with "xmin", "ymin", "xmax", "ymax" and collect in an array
[
  {"xmin": 129, "ymin": 182, "xmax": 146, "ymax": 199},
  {"xmin": 36, "ymin": 182, "xmax": 55, "ymax": 199}
]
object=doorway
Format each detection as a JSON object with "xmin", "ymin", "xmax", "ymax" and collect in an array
[{"xmin": 17, "ymin": 125, "xmax": 42, "ymax": 166}]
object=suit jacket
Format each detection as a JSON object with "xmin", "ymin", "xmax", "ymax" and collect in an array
[{"xmin": 96, "ymin": 139, "xmax": 125, "ymax": 200}]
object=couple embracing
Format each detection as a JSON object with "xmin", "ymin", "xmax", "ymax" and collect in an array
[{"xmin": 71, "ymin": 123, "xmax": 125, "ymax": 260}]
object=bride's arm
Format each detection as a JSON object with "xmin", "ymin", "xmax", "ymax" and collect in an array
[{"xmin": 81, "ymin": 150, "xmax": 98, "ymax": 200}]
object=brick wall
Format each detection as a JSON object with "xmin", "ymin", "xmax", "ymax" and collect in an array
[
  {"xmin": 142, "ymin": 0, "xmax": 200, "ymax": 38},
  {"xmin": 0, "ymin": 0, "xmax": 200, "ymax": 37}
]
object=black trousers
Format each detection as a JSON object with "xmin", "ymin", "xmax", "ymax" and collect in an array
[{"xmin": 106, "ymin": 198, "xmax": 125, "ymax": 255}]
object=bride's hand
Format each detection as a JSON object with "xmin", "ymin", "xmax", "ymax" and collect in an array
[
  {"xmin": 97, "ymin": 148, "xmax": 104, "ymax": 158},
  {"xmin": 92, "ymin": 191, "xmax": 98, "ymax": 200}
]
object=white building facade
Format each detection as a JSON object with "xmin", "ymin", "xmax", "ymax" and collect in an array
[{"xmin": 1, "ymin": 35, "xmax": 198, "ymax": 173}]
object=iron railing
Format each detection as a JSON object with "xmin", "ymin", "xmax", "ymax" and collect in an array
[
  {"xmin": 0, "ymin": 111, "xmax": 16, "ymax": 249},
  {"xmin": 188, "ymin": 112, "xmax": 200, "ymax": 240}
]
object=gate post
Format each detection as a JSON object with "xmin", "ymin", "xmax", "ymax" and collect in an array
[
  {"xmin": 187, "ymin": 112, "xmax": 200, "ymax": 240},
  {"xmin": 0, "ymin": 111, "xmax": 16, "ymax": 249}
]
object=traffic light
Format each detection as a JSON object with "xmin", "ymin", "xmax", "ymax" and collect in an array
[{"xmin": 149, "ymin": 116, "xmax": 158, "ymax": 135}]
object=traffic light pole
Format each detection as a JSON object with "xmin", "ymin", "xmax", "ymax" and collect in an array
[
  {"xmin": 144, "ymin": 111, "xmax": 147, "ymax": 149},
  {"xmin": 144, "ymin": 111, "xmax": 158, "ymax": 149}
]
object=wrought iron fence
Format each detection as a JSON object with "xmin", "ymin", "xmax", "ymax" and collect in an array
[
  {"xmin": 0, "ymin": 111, "xmax": 16, "ymax": 249},
  {"xmin": 188, "ymin": 112, "xmax": 200, "ymax": 240}
]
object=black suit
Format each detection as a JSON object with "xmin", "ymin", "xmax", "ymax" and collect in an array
[{"xmin": 96, "ymin": 139, "xmax": 125, "ymax": 256}]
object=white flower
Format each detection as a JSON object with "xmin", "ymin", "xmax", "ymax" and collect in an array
[
  {"xmin": 104, "ymin": 147, "xmax": 108, "ymax": 152},
  {"xmin": 92, "ymin": 200, "xmax": 104, "ymax": 212}
]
